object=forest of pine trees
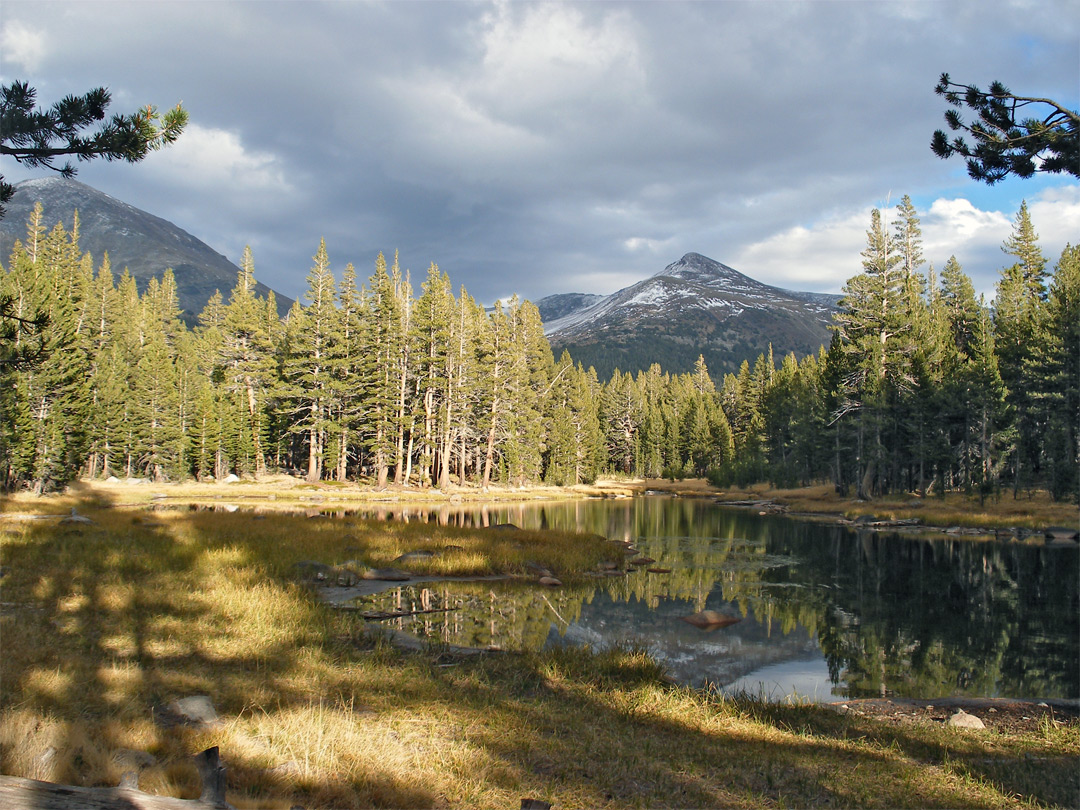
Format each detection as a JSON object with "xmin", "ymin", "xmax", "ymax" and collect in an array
[{"xmin": 1, "ymin": 197, "xmax": 1077, "ymax": 502}]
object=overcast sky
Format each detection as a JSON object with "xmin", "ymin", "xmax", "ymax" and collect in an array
[{"xmin": 2, "ymin": 0, "xmax": 1077, "ymax": 306}]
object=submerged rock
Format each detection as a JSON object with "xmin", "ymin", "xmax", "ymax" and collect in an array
[{"xmin": 679, "ymin": 610, "xmax": 742, "ymax": 630}]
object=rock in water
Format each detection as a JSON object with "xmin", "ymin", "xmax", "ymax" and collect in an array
[
  {"xmin": 679, "ymin": 610, "xmax": 742, "ymax": 630},
  {"xmin": 947, "ymin": 709, "xmax": 986, "ymax": 729},
  {"xmin": 538, "ymin": 576, "xmax": 563, "ymax": 587}
]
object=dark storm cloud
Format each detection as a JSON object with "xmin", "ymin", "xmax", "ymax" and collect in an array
[{"xmin": 2, "ymin": 1, "xmax": 1077, "ymax": 305}]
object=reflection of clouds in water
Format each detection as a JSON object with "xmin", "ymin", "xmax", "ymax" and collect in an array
[{"xmin": 724, "ymin": 658, "xmax": 843, "ymax": 703}]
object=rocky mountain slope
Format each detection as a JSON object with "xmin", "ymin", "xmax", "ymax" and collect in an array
[
  {"xmin": 540, "ymin": 252, "xmax": 839, "ymax": 379},
  {"xmin": 0, "ymin": 177, "xmax": 292, "ymax": 323}
]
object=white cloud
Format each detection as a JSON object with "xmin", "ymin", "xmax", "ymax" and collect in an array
[
  {"xmin": 139, "ymin": 124, "xmax": 292, "ymax": 195},
  {"xmin": 922, "ymin": 198, "xmax": 1012, "ymax": 262},
  {"xmin": 729, "ymin": 209, "xmax": 869, "ymax": 293},
  {"xmin": 1, "ymin": 20, "xmax": 47, "ymax": 73},
  {"xmin": 475, "ymin": 1, "xmax": 642, "ymax": 113},
  {"xmin": 1029, "ymin": 185, "xmax": 1080, "ymax": 255},
  {"xmin": 624, "ymin": 236, "xmax": 675, "ymax": 255}
]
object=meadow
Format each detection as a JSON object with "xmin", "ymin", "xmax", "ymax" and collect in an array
[{"xmin": 1, "ymin": 482, "xmax": 1077, "ymax": 808}]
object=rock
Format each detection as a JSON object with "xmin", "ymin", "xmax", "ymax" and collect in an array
[
  {"xmin": 488, "ymin": 523, "xmax": 520, "ymax": 531},
  {"xmin": 538, "ymin": 576, "xmax": 563, "ymax": 587},
  {"xmin": 647, "ymin": 568, "xmax": 672, "ymax": 574},
  {"xmin": 854, "ymin": 515, "xmax": 877, "ymax": 524},
  {"xmin": 629, "ymin": 557, "xmax": 656, "ymax": 566},
  {"xmin": 394, "ymin": 550, "xmax": 437, "ymax": 563},
  {"xmin": 105, "ymin": 475, "xmax": 120, "ymax": 483},
  {"xmin": 362, "ymin": 568, "xmax": 411, "ymax": 581},
  {"xmin": 521, "ymin": 800, "xmax": 552, "ymax": 810},
  {"xmin": 947, "ymin": 709, "xmax": 986, "ymax": 729},
  {"xmin": 444, "ymin": 544, "xmax": 466, "ymax": 552},
  {"xmin": 597, "ymin": 561, "xmax": 619, "ymax": 571},
  {"xmin": 168, "ymin": 695, "xmax": 221, "ymax": 727},
  {"xmin": 679, "ymin": 610, "xmax": 742, "ymax": 630},
  {"xmin": 221, "ymin": 473, "xmax": 240, "ymax": 483},
  {"xmin": 525, "ymin": 561, "xmax": 554, "ymax": 578}
]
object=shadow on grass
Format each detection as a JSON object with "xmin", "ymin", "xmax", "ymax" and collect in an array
[{"xmin": 2, "ymin": 490, "xmax": 1076, "ymax": 808}]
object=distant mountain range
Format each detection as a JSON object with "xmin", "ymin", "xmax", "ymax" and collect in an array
[
  {"xmin": 0, "ymin": 177, "xmax": 292, "ymax": 323},
  {"xmin": 1, "ymin": 179, "xmax": 837, "ymax": 378},
  {"xmin": 537, "ymin": 252, "xmax": 839, "ymax": 379}
]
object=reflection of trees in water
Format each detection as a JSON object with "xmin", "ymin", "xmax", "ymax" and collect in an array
[
  {"xmin": 360, "ymin": 498, "xmax": 1078, "ymax": 699},
  {"xmin": 769, "ymin": 526, "xmax": 1079, "ymax": 699}
]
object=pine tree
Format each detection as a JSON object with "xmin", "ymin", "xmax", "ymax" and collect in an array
[
  {"xmin": 281, "ymin": 240, "xmax": 342, "ymax": 482},
  {"xmin": 1039, "ymin": 244, "xmax": 1080, "ymax": 500},
  {"xmin": 220, "ymin": 246, "xmax": 276, "ymax": 477},
  {"xmin": 411, "ymin": 263, "xmax": 454, "ymax": 487},
  {"xmin": 1, "ymin": 214, "xmax": 91, "ymax": 491},
  {"xmin": 993, "ymin": 201, "xmax": 1048, "ymax": 494}
]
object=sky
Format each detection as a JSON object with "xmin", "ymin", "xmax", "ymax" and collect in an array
[{"xmin": 1, "ymin": 0, "xmax": 1077, "ymax": 307}]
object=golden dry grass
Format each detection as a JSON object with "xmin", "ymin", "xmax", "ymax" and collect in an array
[{"xmin": 2, "ymin": 490, "xmax": 1078, "ymax": 808}]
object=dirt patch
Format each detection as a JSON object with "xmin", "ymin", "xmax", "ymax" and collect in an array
[{"xmin": 830, "ymin": 697, "xmax": 1080, "ymax": 734}]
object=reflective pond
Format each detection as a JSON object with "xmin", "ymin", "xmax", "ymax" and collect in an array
[{"xmin": 353, "ymin": 496, "xmax": 1079, "ymax": 702}]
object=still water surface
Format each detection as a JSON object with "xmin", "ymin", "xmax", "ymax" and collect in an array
[{"xmin": 355, "ymin": 496, "xmax": 1078, "ymax": 702}]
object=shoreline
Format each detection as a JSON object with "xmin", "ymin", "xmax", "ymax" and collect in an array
[{"xmin": 4, "ymin": 475, "xmax": 1077, "ymax": 541}]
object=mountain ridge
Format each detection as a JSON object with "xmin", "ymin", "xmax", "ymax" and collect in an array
[
  {"xmin": 0, "ymin": 177, "xmax": 292, "ymax": 322},
  {"xmin": 538, "ymin": 252, "xmax": 839, "ymax": 378}
]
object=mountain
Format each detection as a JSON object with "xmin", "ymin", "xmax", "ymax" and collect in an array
[
  {"xmin": 534, "ymin": 292, "xmax": 605, "ymax": 323},
  {"xmin": 541, "ymin": 252, "xmax": 839, "ymax": 379},
  {"xmin": 0, "ymin": 177, "xmax": 292, "ymax": 323}
]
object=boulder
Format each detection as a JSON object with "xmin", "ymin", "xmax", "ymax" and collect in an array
[
  {"xmin": 947, "ymin": 709, "xmax": 986, "ymax": 729},
  {"xmin": 221, "ymin": 473, "xmax": 240, "ymax": 483},
  {"xmin": 538, "ymin": 576, "xmax": 563, "ymax": 587},
  {"xmin": 629, "ymin": 557, "xmax": 656, "ymax": 566}
]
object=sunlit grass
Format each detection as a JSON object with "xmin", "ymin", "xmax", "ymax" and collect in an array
[{"xmin": 2, "ymin": 497, "xmax": 1077, "ymax": 808}]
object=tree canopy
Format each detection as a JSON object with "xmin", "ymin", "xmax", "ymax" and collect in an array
[
  {"xmin": 0, "ymin": 81, "xmax": 187, "ymax": 368},
  {"xmin": 931, "ymin": 73, "xmax": 1080, "ymax": 184},
  {"xmin": 0, "ymin": 81, "xmax": 188, "ymax": 217}
]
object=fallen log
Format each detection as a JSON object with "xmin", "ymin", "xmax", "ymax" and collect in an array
[{"xmin": 0, "ymin": 747, "xmax": 231, "ymax": 810}]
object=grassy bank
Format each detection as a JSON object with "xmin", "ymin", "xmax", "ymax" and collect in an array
[
  {"xmin": 634, "ymin": 479, "xmax": 1079, "ymax": 534},
  {"xmin": 2, "ymin": 490, "xmax": 1077, "ymax": 808}
]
